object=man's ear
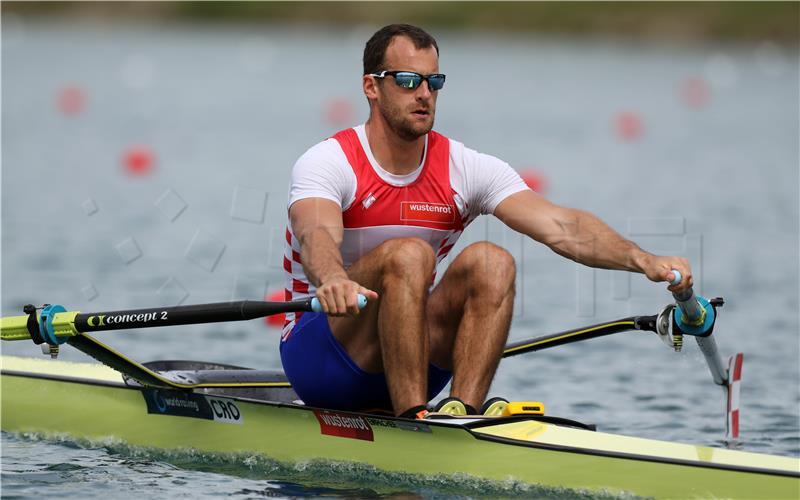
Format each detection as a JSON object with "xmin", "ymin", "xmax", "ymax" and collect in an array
[{"xmin": 363, "ymin": 74, "xmax": 379, "ymax": 101}]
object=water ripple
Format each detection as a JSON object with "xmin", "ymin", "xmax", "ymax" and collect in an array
[{"xmin": 2, "ymin": 432, "xmax": 645, "ymax": 500}]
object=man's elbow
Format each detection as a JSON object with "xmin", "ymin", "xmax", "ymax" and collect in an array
[{"xmin": 299, "ymin": 225, "xmax": 343, "ymax": 248}]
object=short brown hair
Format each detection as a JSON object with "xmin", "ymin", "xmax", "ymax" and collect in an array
[{"xmin": 363, "ymin": 24, "xmax": 439, "ymax": 75}]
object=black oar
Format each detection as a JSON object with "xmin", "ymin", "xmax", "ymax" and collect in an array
[
  {"xmin": 3, "ymin": 296, "xmax": 667, "ymax": 362},
  {"xmin": 0, "ymin": 296, "xmax": 364, "ymax": 390},
  {"xmin": 0, "ymin": 294, "xmax": 662, "ymax": 389},
  {"xmin": 1, "ymin": 296, "xmax": 367, "ymax": 345},
  {"xmin": 502, "ymin": 317, "xmax": 649, "ymax": 357}
]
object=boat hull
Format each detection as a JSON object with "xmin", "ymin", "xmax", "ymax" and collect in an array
[{"xmin": 2, "ymin": 356, "xmax": 798, "ymax": 499}]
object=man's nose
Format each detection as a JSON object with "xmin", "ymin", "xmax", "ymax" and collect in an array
[{"xmin": 417, "ymin": 80, "xmax": 433, "ymax": 99}]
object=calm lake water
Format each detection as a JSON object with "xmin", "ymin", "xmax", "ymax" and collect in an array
[{"xmin": 2, "ymin": 17, "xmax": 798, "ymax": 499}]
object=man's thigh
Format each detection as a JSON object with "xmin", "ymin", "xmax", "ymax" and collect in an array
[
  {"xmin": 326, "ymin": 250, "xmax": 385, "ymax": 372},
  {"xmin": 425, "ymin": 257, "xmax": 471, "ymax": 370},
  {"xmin": 326, "ymin": 238, "xmax": 434, "ymax": 371},
  {"xmin": 327, "ymin": 237, "xmax": 473, "ymax": 372},
  {"xmin": 426, "ymin": 241, "xmax": 516, "ymax": 368}
]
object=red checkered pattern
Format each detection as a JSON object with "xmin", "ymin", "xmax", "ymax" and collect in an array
[{"xmin": 726, "ymin": 352, "xmax": 744, "ymax": 441}]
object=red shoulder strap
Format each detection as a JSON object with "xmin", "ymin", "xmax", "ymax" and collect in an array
[
  {"xmin": 331, "ymin": 128, "xmax": 370, "ymax": 178},
  {"xmin": 423, "ymin": 131, "xmax": 449, "ymax": 178},
  {"xmin": 332, "ymin": 128, "xmax": 450, "ymax": 186}
]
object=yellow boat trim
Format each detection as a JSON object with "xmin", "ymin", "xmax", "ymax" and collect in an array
[
  {"xmin": 473, "ymin": 419, "xmax": 800, "ymax": 472},
  {"xmin": 2, "ymin": 355, "xmax": 126, "ymax": 383}
]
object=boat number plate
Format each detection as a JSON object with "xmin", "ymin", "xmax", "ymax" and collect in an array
[{"xmin": 141, "ymin": 389, "xmax": 243, "ymax": 425}]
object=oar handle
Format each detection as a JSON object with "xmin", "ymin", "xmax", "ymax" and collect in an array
[
  {"xmin": 669, "ymin": 270, "xmax": 706, "ymax": 325},
  {"xmin": 310, "ymin": 294, "xmax": 367, "ymax": 313}
]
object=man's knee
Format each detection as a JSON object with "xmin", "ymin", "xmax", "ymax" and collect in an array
[
  {"xmin": 461, "ymin": 242, "xmax": 516, "ymax": 297},
  {"xmin": 378, "ymin": 237, "xmax": 436, "ymax": 279}
]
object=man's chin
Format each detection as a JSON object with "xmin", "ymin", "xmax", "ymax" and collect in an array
[
  {"xmin": 399, "ymin": 129, "xmax": 430, "ymax": 142},
  {"xmin": 383, "ymin": 111, "xmax": 434, "ymax": 141},
  {"xmin": 405, "ymin": 117, "xmax": 434, "ymax": 138}
]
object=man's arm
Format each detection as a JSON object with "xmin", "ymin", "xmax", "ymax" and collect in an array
[
  {"xmin": 289, "ymin": 198, "xmax": 378, "ymax": 315},
  {"xmin": 493, "ymin": 190, "xmax": 693, "ymax": 292}
]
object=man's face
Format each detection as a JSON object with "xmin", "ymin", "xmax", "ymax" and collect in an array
[{"xmin": 369, "ymin": 36, "xmax": 439, "ymax": 141}]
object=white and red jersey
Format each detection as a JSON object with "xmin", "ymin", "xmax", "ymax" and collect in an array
[{"xmin": 282, "ymin": 125, "xmax": 529, "ymax": 338}]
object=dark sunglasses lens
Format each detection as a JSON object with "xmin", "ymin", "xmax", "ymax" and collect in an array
[
  {"xmin": 394, "ymin": 72, "xmax": 422, "ymax": 89},
  {"xmin": 428, "ymin": 75, "xmax": 445, "ymax": 91}
]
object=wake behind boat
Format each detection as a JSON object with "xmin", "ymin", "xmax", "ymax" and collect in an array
[{"xmin": 2, "ymin": 281, "xmax": 799, "ymax": 498}]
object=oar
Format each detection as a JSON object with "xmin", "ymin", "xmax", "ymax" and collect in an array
[
  {"xmin": 502, "ymin": 272, "xmax": 728, "ymax": 360},
  {"xmin": 0, "ymin": 295, "xmax": 365, "ymax": 391},
  {"xmin": 504, "ymin": 271, "xmax": 739, "ymax": 441},
  {"xmin": 503, "ymin": 317, "xmax": 644, "ymax": 357},
  {"xmin": 4, "ymin": 295, "xmax": 682, "ymax": 359},
  {"xmin": 502, "ymin": 272, "xmax": 728, "ymax": 361},
  {"xmin": 1, "ymin": 295, "xmax": 368, "ymax": 345},
  {"xmin": 669, "ymin": 270, "xmax": 742, "ymax": 441}
]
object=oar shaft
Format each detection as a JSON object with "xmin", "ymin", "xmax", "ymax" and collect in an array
[
  {"xmin": 695, "ymin": 335, "xmax": 727, "ymax": 385},
  {"xmin": 502, "ymin": 317, "xmax": 649, "ymax": 358},
  {"xmin": 670, "ymin": 270, "xmax": 728, "ymax": 385},
  {"xmin": 73, "ymin": 299, "xmax": 315, "ymax": 333},
  {"xmin": 2, "ymin": 295, "xmax": 367, "ymax": 343}
]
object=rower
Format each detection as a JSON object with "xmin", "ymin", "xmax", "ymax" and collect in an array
[{"xmin": 279, "ymin": 23, "xmax": 697, "ymax": 418}]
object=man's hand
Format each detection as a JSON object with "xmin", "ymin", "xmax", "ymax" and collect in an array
[
  {"xmin": 290, "ymin": 198, "xmax": 379, "ymax": 315},
  {"xmin": 316, "ymin": 275, "xmax": 379, "ymax": 316},
  {"xmin": 640, "ymin": 255, "xmax": 693, "ymax": 294}
]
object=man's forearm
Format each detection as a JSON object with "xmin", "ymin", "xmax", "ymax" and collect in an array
[
  {"xmin": 299, "ymin": 227, "xmax": 348, "ymax": 287},
  {"xmin": 546, "ymin": 208, "xmax": 650, "ymax": 273}
]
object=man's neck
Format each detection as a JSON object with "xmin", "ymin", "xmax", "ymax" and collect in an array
[{"xmin": 364, "ymin": 118, "xmax": 426, "ymax": 176}]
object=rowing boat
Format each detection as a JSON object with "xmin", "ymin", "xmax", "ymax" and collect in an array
[
  {"xmin": 3, "ymin": 354, "xmax": 798, "ymax": 499},
  {"xmin": 2, "ymin": 287, "xmax": 799, "ymax": 498}
]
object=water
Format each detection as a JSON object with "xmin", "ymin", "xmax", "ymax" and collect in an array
[
  {"xmin": 2, "ymin": 18, "xmax": 798, "ymax": 498},
  {"xmin": 1, "ymin": 434, "xmax": 636, "ymax": 500}
]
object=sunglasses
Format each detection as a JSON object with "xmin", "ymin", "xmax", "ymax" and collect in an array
[{"xmin": 371, "ymin": 70, "xmax": 446, "ymax": 91}]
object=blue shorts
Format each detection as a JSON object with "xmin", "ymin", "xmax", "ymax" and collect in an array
[{"xmin": 280, "ymin": 312, "xmax": 452, "ymax": 412}]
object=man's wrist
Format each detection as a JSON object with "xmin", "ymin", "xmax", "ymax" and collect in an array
[
  {"xmin": 630, "ymin": 248, "xmax": 652, "ymax": 273},
  {"xmin": 318, "ymin": 270, "xmax": 349, "ymax": 285}
]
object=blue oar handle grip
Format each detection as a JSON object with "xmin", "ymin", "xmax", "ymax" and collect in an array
[
  {"xmin": 669, "ymin": 270, "xmax": 701, "ymax": 317},
  {"xmin": 310, "ymin": 294, "xmax": 367, "ymax": 313},
  {"xmin": 669, "ymin": 269, "xmax": 715, "ymax": 336}
]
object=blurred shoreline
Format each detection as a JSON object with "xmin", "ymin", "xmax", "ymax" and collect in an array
[{"xmin": 4, "ymin": 1, "xmax": 799, "ymax": 44}]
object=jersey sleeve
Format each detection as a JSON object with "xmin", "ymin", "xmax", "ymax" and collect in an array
[
  {"xmin": 288, "ymin": 138, "xmax": 357, "ymax": 210},
  {"xmin": 450, "ymin": 141, "xmax": 531, "ymax": 217}
]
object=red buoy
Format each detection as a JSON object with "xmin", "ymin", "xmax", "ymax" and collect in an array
[
  {"xmin": 56, "ymin": 85, "xmax": 86, "ymax": 116},
  {"xmin": 680, "ymin": 77, "xmax": 711, "ymax": 109},
  {"xmin": 264, "ymin": 289, "xmax": 286, "ymax": 327},
  {"xmin": 325, "ymin": 98, "xmax": 354, "ymax": 126},
  {"xmin": 614, "ymin": 111, "xmax": 644, "ymax": 142},
  {"xmin": 519, "ymin": 168, "xmax": 549, "ymax": 194},
  {"xmin": 122, "ymin": 146, "xmax": 155, "ymax": 176}
]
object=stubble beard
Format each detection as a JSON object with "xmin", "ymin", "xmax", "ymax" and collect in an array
[{"xmin": 379, "ymin": 100, "xmax": 435, "ymax": 141}]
